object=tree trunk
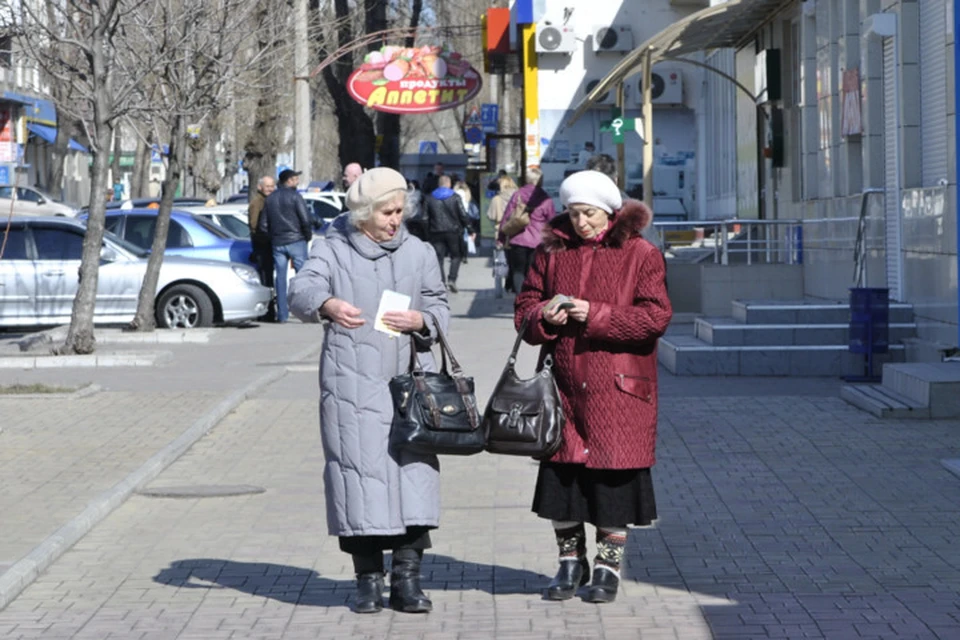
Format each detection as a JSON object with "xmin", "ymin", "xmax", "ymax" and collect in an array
[
  {"xmin": 130, "ymin": 131, "xmax": 153, "ymax": 199},
  {"xmin": 57, "ymin": 125, "xmax": 112, "ymax": 354},
  {"xmin": 243, "ymin": 0, "xmax": 282, "ymax": 183},
  {"xmin": 110, "ymin": 125, "xmax": 123, "ymax": 195},
  {"xmin": 128, "ymin": 116, "xmax": 184, "ymax": 331},
  {"xmin": 48, "ymin": 119, "xmax": 70, "ymax": 201}
]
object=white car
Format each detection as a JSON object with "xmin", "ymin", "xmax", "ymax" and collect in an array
[
  {"xmin": 179, "ymin": 204, "xmax": 251, "ymax": 239},
  {"xmin": 0, "ymin": 217, "xmax": 271, "ymax": 328},
  {"xmin": 0, "ymin": 185, "xmax": 76, "ymax": 218},
  {"xmin": 301, "ymin": 191, "xmax": 347, "ymax": 233}
]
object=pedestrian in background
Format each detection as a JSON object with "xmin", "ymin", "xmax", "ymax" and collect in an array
[
  {"xmin": 288, "ymin": 167, "xmax": 449, "ymax": 615},
  {"xmin": 257, "ymin": 169, "xmax": 311, "ymax": 323},
  {"xmin": 424, "ymin": 174, "xmax": 471, "ymax": 293},
  {"xmin": 498, "ymin": 166, "xmax": 555, "ymax": 294},
  {"xmin": 453, "ymin": 180, "xmax": 479, "ymax": 258},
  {"xmin": 247, "ymin": 175, "xmax": 277, "ymax": 286},
  {"xmin": 340, "ymin": 163, "xmax": 363, "ymax": 212},
  {"xmin": 586, "ymin": 153, "xmax": 664, "ymax": 253},
  {"xmin": 514, "ymin": 170, "xmax": 672, "ymax": 604},
  {"xmin": 486, "ymin": 175, "xmax": 518, "ymax": 292}
]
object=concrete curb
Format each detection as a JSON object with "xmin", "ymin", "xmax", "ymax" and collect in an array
[
  {"xmin": 0, "ymin": 351, "xmax": 173, "ymax": 369},
  {"xmin": 0, "ymin": 343, "xmax": 321, "ymax": 612}
]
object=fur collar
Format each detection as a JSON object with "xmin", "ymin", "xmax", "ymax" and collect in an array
[{"xmin": 542, "ymin": 199, "xmax": 652, "ymax": 252}]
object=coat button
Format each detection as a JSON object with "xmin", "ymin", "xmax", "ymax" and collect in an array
[
  {"xmin": 581, "ymin": 382, "xmax": 587, "ymax": 389},
  {"xmin": 584, "ymin": 448, "xmax": 589, "ymax": 455}
]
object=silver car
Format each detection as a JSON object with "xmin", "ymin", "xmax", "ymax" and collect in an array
[
  {"xmin": 0, "ymin": 217, "xmax": 271, "ymax": 328},
  {"xmin": 0, "ymin": 185, "xmax": 77, "ymax": 218}
]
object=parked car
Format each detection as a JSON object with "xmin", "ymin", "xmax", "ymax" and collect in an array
[
  {"xmin": 0, "ymin": 217, "xmax": 270, "ymax": 328},
  {"xmin": 301, "ymin": 191, "xmax": 346, "ymax": 234},
  {"xmin": 80, "ymin": 208, "xmax": 255, "ymax": 265},
  {"xmin": 178, "ymin": 204, "xmax": 251, "ymax": 239},
  {"xmin": 0, "ymin": 185, "xmax": 76, "ymax": 217}
]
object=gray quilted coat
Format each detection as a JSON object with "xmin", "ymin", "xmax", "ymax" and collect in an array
[{"xmin": 288, "ymin": 217, "xmax": 450, "ymax": 537}]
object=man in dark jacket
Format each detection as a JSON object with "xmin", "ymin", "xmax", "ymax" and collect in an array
[
  {"xmin": 257, "ymin": 168, "xmax": 312, "ymax": 322},
  {"xmin": 247, "ymin": 175, "xmax": 277, "ymax": 287},
  {"xmin": 424, "ymin": 174, "xmax": 470, "ymax": 292}
]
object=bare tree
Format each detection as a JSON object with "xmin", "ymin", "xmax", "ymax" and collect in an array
[
  {"xmin": 9, "ymin": 0, "xmax": 159, "ymax": 354},
  {"xmin": 125, "ymin": 0, "xmax": 265, "ymax": 331}
]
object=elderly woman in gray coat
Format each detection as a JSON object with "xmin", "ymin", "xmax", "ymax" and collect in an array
[{"xmin": 288, "ymin": 167, "xmax": 449, "ymax": 615}]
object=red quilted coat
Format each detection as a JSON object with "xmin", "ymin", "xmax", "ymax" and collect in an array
[{"xmin": 514, "ymin": 200, "xmax": 672, "ymax": 469}]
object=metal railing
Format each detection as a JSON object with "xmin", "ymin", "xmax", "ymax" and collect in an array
[{"xmin": 653, "ymin": 218, "xmax": 804, "ymax": 265}]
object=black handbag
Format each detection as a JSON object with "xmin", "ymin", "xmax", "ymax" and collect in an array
[
  {"xmin": 388, "ymin": 315, "xmax": 485, "ymax": 456},
  {"xmin": 482, "ymin": 317, "xmax": 565, "ymax": 458}
]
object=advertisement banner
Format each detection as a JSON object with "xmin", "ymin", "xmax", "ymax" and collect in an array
[{"xmin": 347, "ymin": 45, "xmax": 482, "ymax": 114}]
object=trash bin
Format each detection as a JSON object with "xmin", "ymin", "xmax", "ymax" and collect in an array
[
  {"xmin": 849, "ymin": 287, "xmax": 889, "ymax": 354},
  {"xmin": 846, "ymin": 287, "xmax": 889, "ymax": 381}
]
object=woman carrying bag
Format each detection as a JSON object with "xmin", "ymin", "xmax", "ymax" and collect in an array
[
  {"xmin": 497, "ymin": 166, "xmax": 555, "ymax": 294},
  {"xmin": 288, "ymin": 167, "xmax": 449, "ymax": 615},
  {"xmin": 513, "ymin": 170, "xmax": 672, "ymax": 603}
]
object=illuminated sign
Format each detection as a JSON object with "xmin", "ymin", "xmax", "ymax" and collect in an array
[{"xmin": 347, "ymin": 45, "xmax": 483, "ymax": 114}]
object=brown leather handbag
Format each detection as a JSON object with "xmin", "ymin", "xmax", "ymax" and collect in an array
[{"xmin": 481, "ymin": 317, "xmax": 565, "ymax": 458}]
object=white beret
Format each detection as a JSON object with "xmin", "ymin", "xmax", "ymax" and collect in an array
[
  {"xmin": 559, "ymin": 170, "xmax": 623, "ymax": 214},
  {"xmin": 346, "ymin": 167, "xmax": 407, "ymax": 211}
]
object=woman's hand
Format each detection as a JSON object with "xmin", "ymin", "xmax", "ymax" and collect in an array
[
  {"xmin": 381, "ymin": 310, "xmax": 425, "ymax": 334},
  {"xmin": 542, "ymin": 304, "xmax": 568, "ymax": 326},
  {"xmin": 320, "ymin": 298, "xmax": 365, "ymax": 329},
  {"xmin": 567, "ymin": 299, "xmax": 590, "ymax": 323}
]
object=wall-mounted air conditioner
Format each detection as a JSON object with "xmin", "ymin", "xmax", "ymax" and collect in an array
[
  {"xmin": 584, "ymin": 78, "xmax": 616, "ymax": 106},
  {"xmin": 535, "ymin": 22, "xmax": 577, "ymax": 54},
  {"xmin": 631, "ymin": 67, "xmax": 683, "ymax": 105},
  {"xmin": 592, "ymin": 25, "xmax": 634, "ymax": 53}
]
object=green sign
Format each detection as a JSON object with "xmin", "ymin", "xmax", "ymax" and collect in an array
[{"xmin": 600, "ymin": 107, "xmax": 640, "ymax": 144}]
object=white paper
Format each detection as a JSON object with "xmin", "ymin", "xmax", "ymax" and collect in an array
[{"xmin": 374, "ymin": 289, "xmax": 412, "ymax": 337}]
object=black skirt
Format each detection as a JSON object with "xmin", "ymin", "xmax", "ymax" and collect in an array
[
  {"xmin": 532, "ymin": 462, "xmax": 657, "ymax": 528},
  {"xmin": 338, "ymin": 526, "xmax": 433, "ymax": 555}
]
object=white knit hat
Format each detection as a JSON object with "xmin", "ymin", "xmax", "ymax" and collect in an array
[
  {"xmin": 346, "ymin": 167, "xmax": 407, "ymax": 211},
  {"xmin": 559, "ymin": 170, "xmax": 623, "ymax": 214}
]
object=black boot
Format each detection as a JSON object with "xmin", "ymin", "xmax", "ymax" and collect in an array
[
  {"xmin": 389, "ymin": 548, "xmax": 432, "ymax": 613},
  {"xmin": 546, "ymin": 556, "xmax": 590, "ymax": 600},
  {"xmin": 584, "ymin": 567, "xmax": 620, "ymax": 603},
  {"xmin": 352, "ymin": 572, "xmax": 385, "ymax": 613}
]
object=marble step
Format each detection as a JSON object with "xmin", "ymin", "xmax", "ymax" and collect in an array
[
  {"xmin": 881, "ymin": 362, "xmax": 960, "ymax": 418},
  {"xmin": 694, "ymin": 318, "xmax": 917, "ymax": 346},
  {"xmin": 839, "ymin": 383, "xmax": 931, "ymax": 419},
  {"xmin": 658, "ymin": 334, "xmax": 905, "ymax": 376},
  {"xmin": 731, "ymin": 300, "xmax": 915, "ymax": 325}
]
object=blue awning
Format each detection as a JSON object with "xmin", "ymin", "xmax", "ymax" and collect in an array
[
  {"xmin": 2, "ymin": 92, "xmax": 57, "ymax": 125},
  {"xmin": 26, "ymin": 123, "xmax": 89, "ymax": 153}
]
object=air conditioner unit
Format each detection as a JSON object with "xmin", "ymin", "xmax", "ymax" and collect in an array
[
  {"xmin": 632, "ymin": 67, "xmax": 683, "ymax": 105},
  {"xmin": 584, "ymin": 78, "xmax": 616, "ymax": 106},
  {"xmin": 535, "ymin": 22, "xmax": 577, "ymax": 54},
  {"xmin": 593, "ymin": 25, "xmax": 634, "ymax": 52}
]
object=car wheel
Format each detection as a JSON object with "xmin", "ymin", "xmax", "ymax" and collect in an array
[{"xmin": 155, "ymin": 284, "xmax": 214, "ymax": 329}]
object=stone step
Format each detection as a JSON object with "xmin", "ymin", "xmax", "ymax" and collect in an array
[
  {"xmin": 839, "ymin": 384, "xmax": 931, "ymax": 419},
  {"xmin": 731, "ymin": 300, "xmax": 915, "ymax": 325},
  {"xmin": 694, "ymin": 318, "xmax": 917, "ymax": 346},
  {"xmin": 881, "ymin": 362, "xmax": 960, "ymax": 418},
  {"xmin": 658, "ymin": 335, "xmax": 905, "ymax": 376}
]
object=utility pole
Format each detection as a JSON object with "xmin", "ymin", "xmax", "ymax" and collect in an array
[{"xmin": 294, "ymin": 0, "xmax": 311, "ymax": 184}]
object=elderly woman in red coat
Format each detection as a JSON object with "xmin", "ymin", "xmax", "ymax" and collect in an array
[{"xmin": 514, "ymin": 170, "xmax": 672, "ymax": 603}]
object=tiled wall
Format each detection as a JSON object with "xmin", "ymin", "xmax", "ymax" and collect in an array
[{"xmin": 779, "ymin": 0, "xmax": 959, "ymax": 347}]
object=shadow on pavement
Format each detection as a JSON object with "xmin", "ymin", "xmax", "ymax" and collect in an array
[{"xmin": 152, "ymin": 555, "xmax": 549, "ymax": 608}]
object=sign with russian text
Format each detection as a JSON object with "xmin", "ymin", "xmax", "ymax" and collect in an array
[{"xmin": 347, "ymin": 45, "xmax": 483, "ymax": 114}]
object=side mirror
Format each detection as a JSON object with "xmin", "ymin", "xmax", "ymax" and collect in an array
[
  {"xmin": 100, "ymin": 246, "xmax": 118, "ymax": 263},
  {"xmin": 36, "ymin": 197, "xmax": 46, "ymax": 205}
]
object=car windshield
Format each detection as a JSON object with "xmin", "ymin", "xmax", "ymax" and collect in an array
[
  {"xmin": 189, "ymin": 214, "xmax": 232, "ymax": 239},
  {"xmin": 217, "ymin": 215, "xmax": 250, "ymax": 238}
]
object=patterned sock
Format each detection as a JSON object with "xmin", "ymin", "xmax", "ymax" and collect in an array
[
  {"xmin": 552, "ymin": 521, "xmax": 586, "ymax": 560},
  {"xmin": 595, "ymin": 527, "xmax": 627, "ymax": 577}
]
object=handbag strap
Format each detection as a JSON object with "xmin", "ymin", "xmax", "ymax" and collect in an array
[
  {"xmin": 511, "ymin": 251, "xmax": 557, "ymax": 370},
  {"xmin": 407, "ymin": 310, "xmax": 479, "ymax": 430}
]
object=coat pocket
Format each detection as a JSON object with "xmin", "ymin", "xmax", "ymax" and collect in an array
[{"xmin": 614, "ymin": 374, "xmax": 655, "ymax": 404}]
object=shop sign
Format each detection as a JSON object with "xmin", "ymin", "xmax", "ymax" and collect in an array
[{"xmin": 347, "ymin": 45, "xmax": 483, "ymax": 114}]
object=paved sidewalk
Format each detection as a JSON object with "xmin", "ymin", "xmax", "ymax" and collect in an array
[{"xmin": 2, "ymin": 254, "xmax": 960, "ymax": 639}]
